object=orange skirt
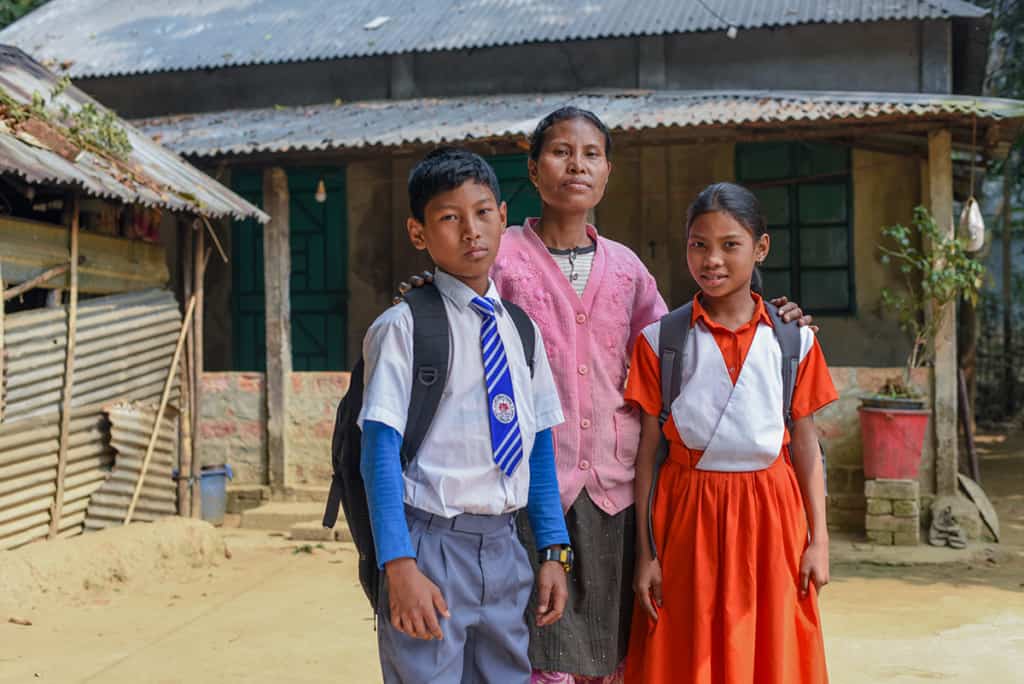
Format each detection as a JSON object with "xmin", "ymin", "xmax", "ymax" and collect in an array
[{"xmin": 624, "ymin": 450, "xmax": 828, "ymax": 684}]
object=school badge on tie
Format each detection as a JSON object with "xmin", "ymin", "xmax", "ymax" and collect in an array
[{"xmin": 470, "ymin": 296, "xmax": 524, "ymax": 476}]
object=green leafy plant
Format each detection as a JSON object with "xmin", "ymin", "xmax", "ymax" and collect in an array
[
  {"xmin": 878, "ymin": 206, "xmax": 986, "ymax": 396},
  {"xmin": 0, "ymin": 75, "xmax": 132, "ymax": 160}
]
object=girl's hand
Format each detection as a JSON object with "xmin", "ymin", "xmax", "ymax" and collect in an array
[
  {"xmin": 634, "ymin": 556, "xmax": 663, "ymax": 621},
  {"xmin": 799, "ymin": 541, "xmax": 830, "ymax": 597}
]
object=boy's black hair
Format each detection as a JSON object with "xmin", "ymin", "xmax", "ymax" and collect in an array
[
  {"xmin": 687, "ymin": 182, "xmax": 768, "ymax": 295},
  {"xmin": 528, "ymin": 106, "xmax": 613, "ymax": 161},
  {"xmin": 407, "ymin": 146, "xmax": 501, "ymax": 222}
]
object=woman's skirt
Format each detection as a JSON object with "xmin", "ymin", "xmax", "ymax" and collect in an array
[{"xmin": 518, "ymin": 490, "xmax": 635, "ymax": 678}]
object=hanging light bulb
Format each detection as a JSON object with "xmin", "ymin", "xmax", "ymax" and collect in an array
[{"xmin": 315, "ymin": 178, "xmax": 327, "ymax": 203}]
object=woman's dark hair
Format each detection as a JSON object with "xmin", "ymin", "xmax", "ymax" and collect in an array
[
  {"xmin": 687, "ymin": 182, "xmax": 768, "ymax": 294},
  {"xmin": 528, "ymin": 106, "xmax": 613, "ymax": 161}
]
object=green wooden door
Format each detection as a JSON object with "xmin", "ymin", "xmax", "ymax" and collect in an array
[
  {"xmin": 487, "ymin": 155, "xmax": 541, "ymax": 226},
  {"xmin": 232, "ymin": 168, "xmax": 348, "ymax": 371}
]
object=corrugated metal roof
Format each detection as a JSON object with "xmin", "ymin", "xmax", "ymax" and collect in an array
[
  {"xmin": 0, "ymin": 1, "xmax": 988, "ymax": 78},
  {"xmin": 0, "ymin": 46, "xmax": 266, "ymax": 221},
  {"xmin": 136, "ymin": 90, "xmax": 1024, "ymax": 159}
]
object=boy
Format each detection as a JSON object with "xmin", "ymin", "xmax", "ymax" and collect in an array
[{"xmin": 358, "ymin": 147, "xmax": 572, "ymax": 683}]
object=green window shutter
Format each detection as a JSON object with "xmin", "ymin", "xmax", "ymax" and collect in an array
[{"xmin": 737, "ymin": 142, "xmax": 854, "ymax": 314}]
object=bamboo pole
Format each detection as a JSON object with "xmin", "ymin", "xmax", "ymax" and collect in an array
[
  {"xmin": 200, "ymin": 215, "xmax": 229, "ymax": 264},
  {"xmin": 177, "ymin": 351, "xmax": 193, "ymax": 516},
  {"xmin": 3, "ymin": 260, "xmax": 73, "ymax": 301},
  {"xmin": 49, "ymin": 195, "xmax": 80, "ymax": 539},
  {"xmin": 125, "ymin": 295, "xmax": 196, "ymax": 524},
  {"xmin": 190, "ymin": 222, "xmax": 205, "ymax": 519}
]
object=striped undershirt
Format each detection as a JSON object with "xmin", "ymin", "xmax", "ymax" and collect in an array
[{"xmin": 547, "ymin": 243, "xmax": 596, "ymax": 297}]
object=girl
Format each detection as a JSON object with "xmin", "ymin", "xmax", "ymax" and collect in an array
[{"xmin": 624, "ymin": 182, "xmax": 835, "ymax": 684}]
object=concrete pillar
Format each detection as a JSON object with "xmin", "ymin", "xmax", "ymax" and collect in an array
[
  {"xmin": 637, "ymin": 36, "xmax": 667, "ymax": 89},
  {"xmin": 927, "ymin": 129, "xmax": 958, "ymax": 496},
  {"xmin": 919, "ymin": 20, "xmax": 953, "ymax": 94},
  {"xmin": 390, "ymin": 54, "xmax": 415, "ymax": 99},
  {"xmin": 262, "ymin": 167, "xmax": 292, "ymax": 493}
]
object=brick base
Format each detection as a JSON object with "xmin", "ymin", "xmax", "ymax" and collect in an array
[{"xmin": 864, "ymin": 479, "xmax": 921, "ymax": 546}]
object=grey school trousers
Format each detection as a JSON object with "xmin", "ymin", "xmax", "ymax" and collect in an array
[{"xmin": 377, "ymin": 506, "xmax": 533, "ymax": 684}]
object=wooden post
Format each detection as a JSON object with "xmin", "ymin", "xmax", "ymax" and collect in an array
[
  {"xmin": 182, "ymin": 216, "xmax": 195, "ymax": 516},
  {"xmin": 0, "ymin": 261, "xmax": 5, "ymax": 423},
  {"xmin": 125, "ymin": 296, "xmax": 196, "ymax": 524},
  {"xmin": 50, "ymin": 195, "xmax": 80, "ymax": 539},
  {"xmin": 1002, "ymin": 161, "xmax": 1015, "ymax": 417},
  {"xmin": 928, "ymin": 129, "xmax": 958, "ymax": 497},
  {"xmin": 178, "ymin": 352, "xmax": 193, "ymax": 516},
  {"xmin": 263, "ymin": 168, "xmax": 292, "ymax": 492},
  {"xmin": 191, "ymin": 220, "xmax": 205, "ymax": 518}
]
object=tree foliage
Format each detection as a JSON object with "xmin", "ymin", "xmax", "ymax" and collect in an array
[{"xmin": 0, "ymin": 0, "xmax": 47, "ymax": 29}]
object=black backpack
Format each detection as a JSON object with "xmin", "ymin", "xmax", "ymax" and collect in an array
[
  {"xmin": 322, "ymin": 283, "xmax": 536, "ymax": 609},
  {"xmin": 646, "ymin": 301, "xmax": 824, "ymax": 558}
]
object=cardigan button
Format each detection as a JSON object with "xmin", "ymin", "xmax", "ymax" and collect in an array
[
  {"xmin": 580, "ymin": 418, "xmax": 591, "ymax": 429},
  {"xmin": 578, "ymin": 364, "xmax": 588, "ymax": 375},
  {"xmin": 579, "ymin": 460, "xmax": 591, "ymax": 471},
  {"xmin": 576, "ymin": 313, "xmax": 587, "ymax": 324}
]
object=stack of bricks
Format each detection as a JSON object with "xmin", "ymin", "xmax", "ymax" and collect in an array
[{"xmin": 864, "ymin": 479, "xmax": 920, "ymax": 545}]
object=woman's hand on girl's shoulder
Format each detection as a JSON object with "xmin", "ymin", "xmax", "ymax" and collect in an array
[
  {"xmin": 770, "ymin": 296, "xmax": 818, "ymax": 333},
  {"xmin": 799, "ymin": 541, "xmax": 830, "ymax": 598},
  {"xmin": 633, "ymin": 556, "xmax": 664, "ymax": 621}
]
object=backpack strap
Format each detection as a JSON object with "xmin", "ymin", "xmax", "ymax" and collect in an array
[
  {"xmin": 502, "ymin": 300, "xmax": 536, "ymax": 378},
  {"xmin": 764, "ymin": 302, "xmax": 800, "ymax": 431},
  {"xmin": 647, "ymin": 302, "xmax": 693, "ymax": 559},
  {"xmin": 400, "ymin": 284, "xmax": 451, "ymax": 468}
]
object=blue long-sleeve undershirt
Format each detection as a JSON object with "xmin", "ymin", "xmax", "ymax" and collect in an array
[{"xmin": 361, "ymin": 421, "xmax": 569, "ymax": 568}]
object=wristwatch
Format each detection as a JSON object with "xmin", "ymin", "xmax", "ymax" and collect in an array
[{"xmin": 539, "ymin": 545, "xmax": 574, "ymax": 573}]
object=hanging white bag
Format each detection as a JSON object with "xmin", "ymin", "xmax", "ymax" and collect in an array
[{"xmin": 959, "ymin": 196, "xmax": 985, "ymax": 252}]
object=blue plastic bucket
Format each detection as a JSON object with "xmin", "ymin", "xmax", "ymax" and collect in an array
[{"xmin": 200, "ymin": 464, "xmax": 233, "ymax": 525}]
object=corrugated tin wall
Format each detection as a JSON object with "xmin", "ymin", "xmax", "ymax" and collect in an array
[
  {"xmin": 0, "ymin": 289, "xmax": 182, "ymax": 550},
  {"xmin": 85, "ymin": 404, "xmax": 178, "ymax": 530}
]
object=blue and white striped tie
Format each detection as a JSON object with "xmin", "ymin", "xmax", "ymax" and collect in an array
[{"xmin": 470, "ymin": 296, "xmax": 524, "ymax": 477}]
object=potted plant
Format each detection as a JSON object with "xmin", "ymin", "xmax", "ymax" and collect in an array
[{"xmin": 859, "ymin": 206, "xmax": 985, "ymax": 480}]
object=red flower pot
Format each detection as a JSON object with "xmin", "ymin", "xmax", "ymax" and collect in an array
[{"xmin": 858, "ymin": 402, "xmax": 930, "ymax": 480}]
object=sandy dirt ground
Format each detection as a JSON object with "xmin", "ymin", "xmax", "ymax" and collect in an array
[{"xmin": 2, "ymin": 431, "xmax": 1022, "ymax": 684}]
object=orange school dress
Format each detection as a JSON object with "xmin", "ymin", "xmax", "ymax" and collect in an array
[{"xmin": 623, "ymin": 295, "xmax": 837, "ymax": 684}]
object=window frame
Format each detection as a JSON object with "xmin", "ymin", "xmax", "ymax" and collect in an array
[{"xmin": 736, "ymin": 141, "xmax": 856, "ymax": 316}]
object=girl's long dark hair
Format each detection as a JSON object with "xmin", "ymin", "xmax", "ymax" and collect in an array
[{"xmin": 687, "ymin": 182, "xmax": 768, "ymax": 295}]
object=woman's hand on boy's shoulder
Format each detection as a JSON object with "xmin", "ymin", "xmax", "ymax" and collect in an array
[
  {"xmin": 771, "ymin": 296, "xmax": 818, "ymax": 333},
  {"xmin": 393, "ymin": 271, "xmax": 435, "ymax": 304}
]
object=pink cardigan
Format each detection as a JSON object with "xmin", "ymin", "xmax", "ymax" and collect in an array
[{"xmin": 492, "ymin": 220, "xmax": 668, "ymax": 514}]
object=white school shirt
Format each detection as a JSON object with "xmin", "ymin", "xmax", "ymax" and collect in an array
[{"xmin": 358, "ymin": 270, "xmax": 565, "ymax": 517}]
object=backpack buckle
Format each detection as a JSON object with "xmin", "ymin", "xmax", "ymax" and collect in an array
[{"xmin": 417, "ymin": 366, "xmax": 439, "ymax": 386}]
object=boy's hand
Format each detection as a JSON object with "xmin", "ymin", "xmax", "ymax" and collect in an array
[
  {"xmin": 385, "ymin": 558, "xmax": 450, "ymax": 640},
  {"xmin": 770, "ymin": 296, "xmax": 818, "ymax": 333},
  {"xmin": 535, "ymin": 561, "xmax": 568, "ymax": 627},
  {"xmin": 799, "ymin": 540, "xmax": 830, "ymax": 597},
  {"xmin": 634, "ymin": 556, "xmax": 663, "ymax": 621}
]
